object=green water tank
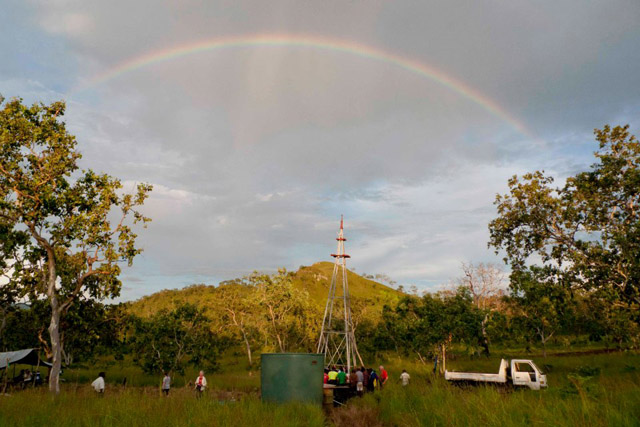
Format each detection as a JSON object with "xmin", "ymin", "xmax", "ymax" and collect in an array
[{"xmin": 261, "ymin": 353, "xmax": 324, "ymax": 405}]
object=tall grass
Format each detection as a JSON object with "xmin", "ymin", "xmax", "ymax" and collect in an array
[
  {"xmin": 57, "ymin": 359, "xmax": 260, "ymax": 392},
  {"xmin": 336, "ymin": 351, "xmax": 640, "ymax": 426},
  {"xmin": 2, "ymin": 352, "xmax": 639, "ymax": 426},
  {"xmin": 0, "ymin": 387, "xmax": 324, "ymax": 427},
  {"xmin": 354, "ymin": 375, "xmax": 640, "ymax": 426}
]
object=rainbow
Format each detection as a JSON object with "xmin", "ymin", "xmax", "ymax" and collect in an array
[{"xmin": 74, "ymin": 34, "xmax": 531, "ymax": 137}]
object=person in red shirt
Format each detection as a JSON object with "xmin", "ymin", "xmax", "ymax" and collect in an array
[
  {"xmin": 379, "ymin": 365, "xmax": 388, "ymax": 388},
  {"xmin": 323, "ymin": 369, "xmax": 329, "ymax": 384},
  {"xmin": 194, "ymin": 370, "xmax": 207, "ymax": 398}
]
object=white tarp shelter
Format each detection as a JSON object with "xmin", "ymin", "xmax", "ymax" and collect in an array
[{"xmin": 0, "ymin": 349, "xmax": 51, "ymax": 369}]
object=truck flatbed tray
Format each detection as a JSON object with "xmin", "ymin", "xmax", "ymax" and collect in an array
[{"xmin": 444, "ymin": 372, "xmax": 507, "ymax": 383}]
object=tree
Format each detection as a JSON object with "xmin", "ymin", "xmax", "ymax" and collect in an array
[
  {"xmin": 374, "ymin": 273, "xmax": 397, "ymax": 288},
  {"xmin": 214, "ymin": 282, "xmax": 261, "ymax": 367},
  {"xmin": 1, "ymin": 301, "xmax": 40, "ymax": 352},
  {"xmin": 57, "ymin": 300, "xmax": 123, "ymax": 366},
  {"xmin": 458, "ymin": 262, "xmax": 506, "ymax": 310},
  {"xmin": 489, "ymin": 125, "xmax": 640, "ymax": 339},
  {"xmin": 130, "ymin": 304, "xmax": 225, "ymax": 376},
  {"xmin": 457, "ymin": 262, "xmax": 506, "ymax": 355},
  {"xmin": 0, "ymin": 286, "xmax": 17, "ymax": 349},
  {"xmin": 247, "ymin": 269, "xmax": 314, "ymax": 352},
  {"xmin": 379, "ymin": 289, "xmax": 484, "ymax": 366},
  {"xmin": 1, "ymin": 299, "xmax": 120, "ymax": 365},
  {"xmin": 507, "ymin": 267, "xmax": 575, "ymax": 356},
  {"xmin": 0, "ymin": 211, "xmax": 29, "ymax": 348},
  {"xmin": 576, "ymin": 288, "xmax": 640, "ymax": 348},
  {"xmin": 0, "ymin": 97, "xmax": 152, "ymax": 392}
]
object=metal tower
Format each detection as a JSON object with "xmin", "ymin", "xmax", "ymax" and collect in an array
[{"xmin": 317, "ymin": 216, "xmax": 363, "ymax": 372}]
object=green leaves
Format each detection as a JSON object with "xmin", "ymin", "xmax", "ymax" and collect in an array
[
  {"xmin": 0, "ymin": 96, "xmax": 152, "ymax": 392},
  {"xmin": 490, "ymin": 125, "xmax": 640, "ymax": 308},
  {"xmin": 380, "ymin": 289, "xmax": 485, "ymax": 358},
  {"xmin": 0, "ymin": 96, "xmax": 152, "ymax": 305},
  {"xmin": 489, "ymin": 125, "xmax": 640, "ymax": 348},
  {"xmin": 129, "ymin": 304, "xmax": 225, "ymax": 375}
]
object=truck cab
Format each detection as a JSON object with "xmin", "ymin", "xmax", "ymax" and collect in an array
[{"xmin": 510, "ymin": 359, "xmax": 547, "ymax": 390}]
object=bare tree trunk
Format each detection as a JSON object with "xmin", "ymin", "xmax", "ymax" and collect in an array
[
  {"xmin": 481, "ymin": 314, "xmax": 490, "ymax": 356},
  {"xmin": 273, "ymin": 327, "xmax": 285, "ymax": 353},
  {"xmin": 240, "ymin": 329, "xmax": 253, "ymax": 366},
  {"xmin": 62, "ymin": 348, "xmax": 73, "ymax": 367},
  {"xmin": 46, "ymin": 255, "xmax": 61, "ymax": 394},
  {"xmin": 538, "ymin": 329, "xmax": 551, "ymax": 358},
  {"xmin": 268, "ymin": 306, "xmax": 285, "ymax": 352},
  {"xmin": 48, "ymin": 302, "xmax": 61, "ymax": 394}
]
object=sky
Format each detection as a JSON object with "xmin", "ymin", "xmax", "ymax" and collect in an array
[{"xmin": 2, "ymin": 0, "xmax": 640, "ymax": 300}]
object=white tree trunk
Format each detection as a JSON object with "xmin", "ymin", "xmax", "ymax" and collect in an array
[
  {"xmin": 48, "ymin": 299, "xmax": 62, "ymax": 394},
  {"xmin": 46, "ymin": 255, "xmax": 62, "ymax": 394},
  {"xmin": 241, "ymin": 329, "xmax": 253, "ymax": 366}
]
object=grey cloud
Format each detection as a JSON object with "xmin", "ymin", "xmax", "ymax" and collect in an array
[{"xmin": 3, "ymin": 0, "xmax": 639, "ymax": 298}]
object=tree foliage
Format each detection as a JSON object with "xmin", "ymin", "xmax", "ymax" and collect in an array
[
  {"xmin": 489, "ymin": 125, "xmax": 640, "ymax": 346},
  {"xmin": 489, "ymin": 125, "xmax": 640, "ymax": 307},
  {"xmin": 507, "ymin": 267, "xmax": 576, "ymax": 356},
  {"xmin": 0, "ymin": 97, "xmax": 152, "ymax": 392},
  {"xmin": 130, "ymin": 304, "xmax": 225, "ymax": 375},
  {"xmin": 241, "ymin": 269, "xmax": 316, "ymax": 353},
  {"xmin": 380, "ymin": 289, "xmax": 485, "ymax": 363}
]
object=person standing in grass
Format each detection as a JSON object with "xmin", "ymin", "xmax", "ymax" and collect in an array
[
  {"xmin": 194, "ymin": 371, "xmax": 207, "ymax": 398},
  {"xmin": 22, "ymin": 370, "xmax": 32, "ymax": 389},
  {"xmin": 399, "ymin": 369, "xmax": 410, "ymax": 387},
  {"xmin": 362, "ymin": 367, "xmax": 370, "ymax": 392},
  {"xmin": 379, "ymin": 365, "xmax": 388, "ymax": 389},
  {"xmin": 337, "ymin": 367, "xmax": 347, "ymax": 386},
  {"xmin": 349, "ymin": 369, "xmax": 358, "ymax": 392},
  {"xmin": 91, "ymin": 372, "xmax": 105, "ymax": 394},
  {"xmin": 162, "ymin": 372, "xmax": 171, "ymax": 396},
  {"xmin": 368, "ymin": 368, "xmax": 378, "ymax": 392},
  {"xmin": 327, "ymin": 366, "xmax": 338, "ymax": 385},
  {"xmin": 355, "ymin": 368, "xmax": 364, "ymax": 397}
]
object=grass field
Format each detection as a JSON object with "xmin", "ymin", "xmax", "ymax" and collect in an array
[
  {"xmin": 1, "ymin": 351, "xmax": 639, "ymax": 426},
  {"xmin": 0, "ymin": 387, "xmax": 324, "ymax": 427}
]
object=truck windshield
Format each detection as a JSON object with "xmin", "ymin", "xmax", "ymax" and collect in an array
[
  {"xmin": 515, "ymin": 363, "xmax": 535, "ymax": 372},
  {"xmin": 530, "ymin": 361, "xmax": 543, "ymax": 374}
]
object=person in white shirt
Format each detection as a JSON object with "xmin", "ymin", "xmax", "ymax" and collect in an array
[
  {"xmin": 194, "ymin": 371, "xmax": 207, "ymax": 398},
  {"xmin": 91, "ymin": 372, "xmax": 106, "ymax": 394},
  {"xmin": 162, "ymin": 372, "xmax": 171, "ymax": 396},
  {"xmin": 399, "ymin": 369, "xmax": 410, "ymax": 386}
]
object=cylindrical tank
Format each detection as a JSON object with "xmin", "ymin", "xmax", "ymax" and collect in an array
[{"xmin": 261, "ymin": 353, "xmax": 324, "ymax": 405}]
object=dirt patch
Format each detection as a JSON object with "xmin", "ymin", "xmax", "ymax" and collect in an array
[{"xmin": 328, "ymin": 404, "xmax": 383, "ymax": 427}]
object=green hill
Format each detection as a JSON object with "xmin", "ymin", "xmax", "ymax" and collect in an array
[
  {"xmin": 292, "ymin": 261, "xmax": 403, "ymax": 309},
  {"xmin": 128, "ymin": 262, "xmax": 403, "ymax": 319}
]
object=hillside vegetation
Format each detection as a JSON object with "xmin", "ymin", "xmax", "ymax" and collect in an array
[
  {"xmin": 129, "ymin": 262, "xmax": 402, "ymax": 320},
  {"xmin": 123, "ymin": 263, "xmax": 403, "ymax": 368}
]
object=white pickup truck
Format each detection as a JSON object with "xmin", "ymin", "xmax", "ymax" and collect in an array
[{"xmin": 445, "ymin": 359, "xmax": 548, "ymax": 390}]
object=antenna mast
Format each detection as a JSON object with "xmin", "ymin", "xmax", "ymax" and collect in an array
[{"xmin": 317, "ymin": 216, "xmax": 363, "ymax": 372}]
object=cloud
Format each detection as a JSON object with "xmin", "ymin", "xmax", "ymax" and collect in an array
[
  {"xmin": 39, "ymin": 12, "xmax": 94, "ymax": 37},
  {"xmin": 4, "ymin": 0, "xmax": 640, "ymax": 299}
]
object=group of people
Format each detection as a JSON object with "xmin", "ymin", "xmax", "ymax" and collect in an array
[
  {"xmin": 91, "ymin": 370, "xmax": 208, "ymax": 397},
  {"xmin": 164, "ymin": 370, "xmax": 208, "ymax": 397},
  {"xmin": 12, "ymin": 369, "xmax": 43, "ymax": 388},
  {"xmin": 89, "ymin": 365, "xmax": 410, "ymax": 397},
  {"xmin": 324, "ymin": 365, "xmax": 410, "ymax": 394}
]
